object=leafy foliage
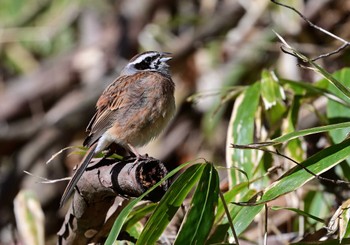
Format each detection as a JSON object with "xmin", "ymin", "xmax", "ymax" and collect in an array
[
  {"xmin": 2, "ymin": 0, "xmax": 350, "ymax": 244},
  {"xmin": 105, "ymin": 67, "xmax": 350, "ymax": 244}
]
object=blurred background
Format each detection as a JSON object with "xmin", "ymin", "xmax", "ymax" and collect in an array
[{"xmin": 1, "ymin": 0, "xmax": 350, "ymax": 243}]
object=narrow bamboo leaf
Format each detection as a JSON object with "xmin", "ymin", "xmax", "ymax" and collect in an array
[
  {"xmin": 174, "ymin": 164, "xmax": 219, "ymax": 245},
  {"xmin": 224, "ymin": 189, "xmax": 259, "ymax": 236},
  {"xmin": 105, "ymin": 196, "xmax": 137, "ymax": 245},
  {"xmin": 326, "ymin": 68, "xmax": 350, "ymax": 179},
  {"xmin": 281, "ymin": 78, "xmax": 350, "ymax": 108},
  {"xmin": 275, "ymin": 36, "xmax": 350, "ymax": 100},
  {"xmin": 205, "ymin": 223, "xmax": 230, "ymax": 244},
  {"xmin": 226, "ymin": 82, "xmax": 261, "ymax": 186},
  {"xmin": 270, "ymin": 122, "xmax": 350, "ymax": 145},
  {"xmin": 284, "ymin": 95, "xmax": 305, "ymax": 162},
  {"xmin": 281, "ymin": 70, "xmax": 350, "ymax": 110},
  {"xmin": 126, "ymin": 221, "xmax": 143, "ymax": 240},
  {"xmin": 262, "ymin": 138, "xmax": 350, "ymax": 204},
  {"xmin": 260, "ymin": 70, "xmax": 285, "ymax": 110},
  {"xmin": 234, "ymin": 122, "xmax": 350, "ymax": 150},
  {"xmin": 233, "ymin": 204, "xmax": 264, "ymax": 236},
  {"xmin": 104, "ymin": 161, "xmax": 194, "ymax": 245},
  {"xmin": 310, "ymin": 61, "xmax": 350, "ymax": 100},
  {"xmin": 340, "ymin": 207, "xmax": 350, "ymax": 242},
  {"xmin": 125, "ymin": 203, "xmax": 157, "ymax": 231},
  {"xmin": 338, "ymin": 200, "xmax": 350, "ymax": 242},
  {"xmin": 136, "ymin": 164, "xmax": 205, "ymax": 245},
  {"xmin": 210, "ymin": 182, "xmax": 257, "ymax": 243},
  {"xmin": 252, "ymin": 152, "xmax": 274, "ymax": 189},
  {"xmin": 303, "ymin": 191, "xmax": 331, "ymax": 229},
  {"xmin": 270, "ymin": 206, "xmax": 325, "ymax": 223},
  {"xmin": 105, "ymin": 199, "xmax": 137, "ymax": 245},
  {"xmin": 261, "ymin": 70, "xmax": 287, "ymax": 129},
  {"xmin": 231, "ymin": 139, "xmax": 350, "ymax": 235},
  {"xmin": 282, "ymin": 78, "xmax": 328, "ymax": 95},
  {"xmin": 325, "ymin": 68, "xmax": 350, "ymax": 144},
  {"xmin": 210, "ymin": 195, "xmax": 259, "ymax": 242},
  {"xmin": 215, "ymin": 182, "xmax": 249, "ymax": 224}
]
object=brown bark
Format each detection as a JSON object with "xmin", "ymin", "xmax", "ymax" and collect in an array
[{"xmin": 57, "ymin": 155, "xmax": 169, "ymax": 245}]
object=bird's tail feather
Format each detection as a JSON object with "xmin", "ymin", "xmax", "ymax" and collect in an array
[{"xmin": 60, "ymin": 143, "xmax": 97, "ymax": 208}]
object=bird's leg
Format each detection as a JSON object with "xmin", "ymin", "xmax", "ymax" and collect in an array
[
  {"xmin": 104, "ymin": 148, "xmax": 115, "ymax": 158},
  {"xmin": 127, "ymin": 143, "xmax": 142, "ymax": 173},
  {"xmin": 127, "ymin": 143, "xmax": 140, "ymax": 158}
]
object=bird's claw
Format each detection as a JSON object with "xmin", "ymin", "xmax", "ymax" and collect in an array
[{"xmin": 127, "ymin": 155, "xmax": 141, "ymax": 174}]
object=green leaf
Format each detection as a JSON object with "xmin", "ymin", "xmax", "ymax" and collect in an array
[
  {"xmin": 260, "ymin": 138, "xmax": 350, "ymax": 204},
  {"xmin": 261, "ymin": 70, "xmax": 287, "ymax": 130},
  {"xmin": 205, "ymin": 223, "xmax": 230, "ymax": 244},
  {"xmin": 136, "ymin": 164, "xmax": 205, "ymax": 245},
  {"xmin": 104, "ymin": 161, "xmax": 194, "ymax": 245},
  {"xmin": 281, "ymin": 78, "xmax": 350, "ymax": 108},
  {"xmin": 270, "ymin": 206, "xmax": 325, "ymax": 223},
  {"xmin": 233, "ymin": 204, "xmax": 264, "ymax": 236},
  {"xmin": 326, "ymin": 68, "xmax": 350, "ymax": 144},
  {"xmin": 283, "ymin": 95, "xmax": 305, "ymax": 162},
  {"xmin": 215, "ymin": 182, "xmax": 249, "ymax": 224},
  {"xmin": 231, "ymin": 139, "xmax": 350, "ymax": 235},
  {"xmin": 227, "ymin": 82, "xmax": 261, "ymax": 185},
  {"xmin": 268, "ymin": 122, "xmax": 350, "ymax": 146},
  {"xmin": 303, "ymin": 191, "xmax": 331, "ymax": 229},
  {"xmin": 340, "ymin": 205, "xmax": 350, "ymax": 242},
  {"xmin": 233, "ymin": 122, "xmax": 350, "ymax": 151},
  {"xmin": 124, "ymin": 203, "xmax": 157, "ymax": 232},
  {"xmin": 274, "ymin": 37, "xmax": 350, "ymax": 100},
  {"xmin": 326, "ymin": 68, "xmax": 350, "ymax": 180},
  {"xmin": 260, "ymin": 70, "xmax": 286, "ymax": 110},
  {"xmin": 210, "ymin": 182, "xmax": 260, "ymax": 242},
  {"xmin": 225, "ymin": 189, "xmax": 260, "ymax": 236},
  {"xmin": 125, "ymin": 221, "xmax": 143, "ymax": 241},
  {"xmin": 174, "ymin": 163, "xmax": 219, "ymax": 244},
  {"xmin": 310, "ymin": 61, "xmax": 350, "ymax": 100}
]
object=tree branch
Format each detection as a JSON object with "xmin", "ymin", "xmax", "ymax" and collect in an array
[
  {"xmin": 271, "ymin": 0, "xmax": 350, "ymax": 61},
  {"xmin": 57, "ymin": 156, "xmax": 169, "ymax": 244}
]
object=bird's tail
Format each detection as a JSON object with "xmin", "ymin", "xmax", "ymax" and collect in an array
[{"xmin": 60, "ymin": 143, "xmax": 97, "ymax": 208}]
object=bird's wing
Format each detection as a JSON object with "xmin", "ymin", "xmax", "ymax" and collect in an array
[
  {"xmin": 83, "ymin": 75, "xmax": 129, "ymax": 146},
  {"xmin": 83, "ymin": 72, "xmax": 152, "ymax": 147}
]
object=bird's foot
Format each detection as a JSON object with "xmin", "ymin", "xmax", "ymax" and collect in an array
[{"xmin": 127, "ymin": 154, "xmax": 142, "ymax": 174}]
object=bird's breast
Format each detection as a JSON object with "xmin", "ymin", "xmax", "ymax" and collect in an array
[{"xmin": 108, "ymin": 75, "xmax": 175, "ymax": 147}]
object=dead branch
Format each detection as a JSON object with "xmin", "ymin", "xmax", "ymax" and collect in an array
[
  {"xmin": 57, "ymin": 156, "xmax": 169, "ymax": 245},
  {"xmin": 271, "ymin": 0, "xmax": 350, "ymax": 61}
]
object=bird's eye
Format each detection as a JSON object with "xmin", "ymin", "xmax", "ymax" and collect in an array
[{"xmin": 133, "ymin": 55, "xmax": 158, "ymax": 70}]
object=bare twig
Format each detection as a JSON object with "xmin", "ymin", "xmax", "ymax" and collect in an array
[
  {"xmin": 219, "ymin": 190, "xmax": 239, "ymax": 245},
  {"xmin": 271, "ymin": 0, "xmax": 350, "ymax": 61},
  {"xmin": 312, "ymin": 42, "xmax": 349, "ymax": 61},
  {"xmin": 23, "ymin": 170, "xmax": 70, "ymax": 184},
  {"xmin": 264, "ymin": 204, "xmax": 268, "ymax": 245},
  {"xmin": 271, "ymin": 0, "xmax": 349, "ymax": 44}
]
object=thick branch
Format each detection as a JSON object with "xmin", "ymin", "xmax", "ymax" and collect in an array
[{"xmin": 57, "ymin": 156, "xmax": 169, "ymax": 245}]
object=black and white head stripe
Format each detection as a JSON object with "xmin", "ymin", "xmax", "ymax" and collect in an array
[{"xmin": 121, "ymin": 51, "xmax": 172, "ymax": 76}]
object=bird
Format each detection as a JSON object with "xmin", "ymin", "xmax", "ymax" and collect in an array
[{"xmin": 60, "ymin": 51, "xmax": 175, "ymax": 207}]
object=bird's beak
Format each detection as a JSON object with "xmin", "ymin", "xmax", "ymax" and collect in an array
[
  {"xmin": 160, "ymin": 52, "xmax": 172, "ymax": 63},
  {"xmin": 160, "ymin": 57, "xmax": 172, "ymax": 63}
]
